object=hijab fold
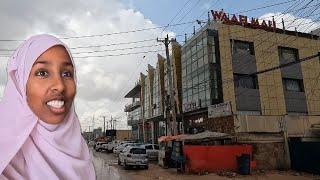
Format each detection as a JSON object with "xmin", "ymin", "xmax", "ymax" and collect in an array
[{"xmin": 0, "ymin": 34, "xmax": 95, "ymax": 180}]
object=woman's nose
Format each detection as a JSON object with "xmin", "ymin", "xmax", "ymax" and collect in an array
[{"xmin": 51, "ymin": 75, "xmax": 65, "ymax": 93}]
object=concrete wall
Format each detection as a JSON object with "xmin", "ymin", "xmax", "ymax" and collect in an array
[
  {"xmin": 236, "ymin": 133, "xmax": 286, "ymax": 170},
  {"xmin": 116, "ymin": 130, "xmax": 132, "ymax": 141},
  {"xmin": 234, "ymin": 114, "xmax": 320, "ymax": 137},
  {"xmin": 252, "ymin": 142, "xmax": 286, "ymax": 170},
  {"xmin": 216, "ymin": 22, "xmax": 320, "ymax": 116}
]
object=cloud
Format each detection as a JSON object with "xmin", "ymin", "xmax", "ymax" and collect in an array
[
  {"xmin": 0, "ymin": 0, "xmax": 172, "ymax": 130},
  {"xmin": 259, "ymin": 12, "xmax": 320, "ymax": 33}
]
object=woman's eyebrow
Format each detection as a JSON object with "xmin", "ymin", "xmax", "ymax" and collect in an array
[
  {"xmin": 33, "ymin": 60, "xmax": 48, "ymax": 66},
  {"xmin": 63, "ymin": 62, "xmax": 74, "ymax": 67},
  {"xmin": 32, "ymin": 60, "xmax": 73, "ymax": 67}
]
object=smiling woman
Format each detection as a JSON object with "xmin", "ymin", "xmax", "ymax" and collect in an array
[
  {"xmin": 27, "ymin": 45, "xmax": 76, "ymax": 124},
  {"xmin": 0, "ymin": 34, "xmax": 95, "ymax": 179}
]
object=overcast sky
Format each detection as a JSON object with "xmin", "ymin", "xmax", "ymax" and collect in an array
[{"xmin": 0, "ymin": 0, "xmax": 319, "ymax": 132}]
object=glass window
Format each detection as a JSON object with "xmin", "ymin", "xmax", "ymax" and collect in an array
[
  {"xmin": 191, "ymin": 41, "xmax": 197, "ymax": 54},
  {"xmin": 182, "ymin": 61, "xmax": 186, "ymax": 69},
  {"xmin": 182, "ymin": 67, "xmax": 186, "ymax": 77},
  {"xmin": 234, "ymin": 74, "xmax": 258, "ymax": 89},
  {"xmin": 187, "ymin": 57, "xmax": 191, "ymax": 65},
  {"xmin": 198, "ymin": 57, "xmax": 204, "ymax": 68},
  {"xmin": 197, "ymin": 49, "xmax": 204, "ymax": 58},
  {"xmin": 191, "ymin": 54, "xmax": 197, "ymax": 62},
  {"xmin": 193, "ymin": 79, "xmax": 199, "ymax": 91},
  {"xmin": 130, "ymin": 148, "xmax": 146, "ymax": 154},
  {"xmin": 212, "ymin": 53, "xmax": 216, "ymax": 63},
  {"xmin": 199, "ymin": 90, "xmax": 205, "ymax": 100},
  {"xmin": 203, "ymin": 37, "xmax": 207, "ymax": 47},
  {"xmin": 192, "ymin": 61, "xmax": 197, "ymax": 72},
  {"xmin": 199, "ymin": 72, "xmax": 204, "ymax": 83},
  {"xmin": 204, "ymin": 56, "xmax": 208, "ymax": 65},
  {"xmin": 233, "ymin": 40, "xmax": 254, "ymax": 55},
  {"xmin": 145, "ymin": 145, "xmax": 153, "ymax": 149},
  {"xmin": 188, "ymin": 88, "xmax": 192, "ymax": 96},
  {"xmin": 204, "ymin": 67, "xmax": 210, "ymax": 80},
  {"xmin": 154, "ymin": 145, "xmax": 159, "ymax": 150},
  {"xmin": 279, "ymin": 47, "xmax": 298, "ymax": 64},
  {"xmin": 283, "ymin": 78, "xmax": 303, "ymax": 92},
  {"xmin": 205, "ymin": 89, "xmax": 210, "ymax": 101},
  {"xmin": 186, "ymin": 65, "xmax": 191, "ymax": 74}
]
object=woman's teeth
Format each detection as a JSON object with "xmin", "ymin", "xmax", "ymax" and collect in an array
[{"xmin": 47, "ymin": 100, "xmax": 64, "ymax": 108}]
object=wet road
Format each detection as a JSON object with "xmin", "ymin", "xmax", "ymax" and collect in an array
[
  {"xmin": 91, "ymin": 149, "xmax": 127, "ymax": 180},
  {"xmin": 91, "ymin": 149, "xmax": 316, "ymax": 180}
]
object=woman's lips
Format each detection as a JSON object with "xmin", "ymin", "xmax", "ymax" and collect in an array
[
  {"xmin": 47, "ymin": 105, "xmax": 66, "ymax": 114},
  {"xmin": 46, "ymin": 100, "xmax": 66, "ymax": 114}
]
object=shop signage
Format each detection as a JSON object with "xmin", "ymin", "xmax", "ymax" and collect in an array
[
  {"xmin": 183, "ymin": 101, "xmax": 198, "ymax": 112},
  {"xmin": 208, "ymin": 101, "xmax": 232, "ymax": 118},
  {"xmin": 211, "ymin": 10, "xmax": 277, "ymax": 31}
]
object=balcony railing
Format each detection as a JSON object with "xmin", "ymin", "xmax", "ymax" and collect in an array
[
  {"xmin": 124, "ymin": 101, "xmax": 141, "ymax": 112},
  {"xmin": 127, "ymin": 119, "xmax": 139, "ymax": 126}
]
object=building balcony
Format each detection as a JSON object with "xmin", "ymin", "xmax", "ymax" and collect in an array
[
  {"xmin": 127, "ymin": 119, "xmax": 139, "ymax": 126},
  {"xmin": 124, "ymin": 101, "xmax": 141, "ymax": 112}
]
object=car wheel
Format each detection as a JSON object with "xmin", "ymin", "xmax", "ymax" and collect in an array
[
  {"xmin": 118, "ymin": 159, "xmax": 121, "ymax": 165},
  {"xmin": 144, "ymin": 165, "xmax": 149, "ymax": 170}
]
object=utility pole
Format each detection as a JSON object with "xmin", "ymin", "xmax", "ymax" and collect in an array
[
  {"xmin": 113, "ymin": 118, "xmax": 117, "ymax": 130},
  {"xmin": 157, "ymin": 34, "xmax": 178, "ymax": 136},
  {"xmin": 101, "ymin": 116, "xmax": 106, "ymax": 136},
  {"xmin": 110, "ymin": 116, "xmax": 113, "ymax": 130}
]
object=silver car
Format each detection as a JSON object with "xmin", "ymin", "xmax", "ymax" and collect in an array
[
  {"xmin": 113, "ymin": 142, "xmax": 142, "ymax": 156},
  {"xmin": 113, "ymin": 143, "xmax": 133, "ymax": 155},
  {"xmin": 118, "ymin": 146, "xmax": 148, "ymax": 169},
  {"xmin": 140, "ymin": 144, "xmax": 159, "ymax": 160}
]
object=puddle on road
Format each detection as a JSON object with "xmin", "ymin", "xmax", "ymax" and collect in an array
[{"xmin": 91, "ymin": 150, "xmax": 130, "ymax": 180}]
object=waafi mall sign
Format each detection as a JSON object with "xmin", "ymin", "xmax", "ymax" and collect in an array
[{"xmin": 211, "ymin": 10, "xmax": 277, "ymax": 31}]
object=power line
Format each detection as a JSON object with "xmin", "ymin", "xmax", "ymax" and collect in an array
[
  {"xmin": 160, "ymin": 0, "xmax": 193, "ymax": 35},
  {"xmin": 71, "ymin": 44, "xmax": 162, "ymax": 55},
  {"xmin": 0, "ymin": 21, "xmax": 197, "ymax": 42},
  {"xmin": 73, "ymin": 49, "xmax": 164, "ymax": 58},
  {"xmin": 236, "ymin": 0, "xmax": 298, "ymax": 14}
]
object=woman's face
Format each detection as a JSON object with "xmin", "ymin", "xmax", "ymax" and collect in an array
[{"xmin": 26, "ymin": 45, "xmax": 76, "ymax": 124}]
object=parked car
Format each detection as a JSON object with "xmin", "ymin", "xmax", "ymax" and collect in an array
[
  {"xmin": 118, "ymin": 146, "xmax": 148, "ymax": 170},
  {"xmin": 106, "ymin": 140, "xmax": 121, "ymax": 153},
  {"xmin": 113, "ymin": 143, "xmax": 135, "ymax": 155},
  {"xmin": 88, "ymin": 141, "xmax": 95, "ymax": 147},
  {"xmin": 140, "ymin": 144, "xmax": 159, "ymax": 160},
  {"xmin": 94, "ymin": 142, "xmax": 107, "ymax": 152},
  {"xmin": 113, "ymin": 143, "xmax": 142, "ymax": 156}
]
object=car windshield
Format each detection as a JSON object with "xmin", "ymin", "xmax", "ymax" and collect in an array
[{"xmin": 130, "ymin": 148, "xmax": 146, "ymax": 154}]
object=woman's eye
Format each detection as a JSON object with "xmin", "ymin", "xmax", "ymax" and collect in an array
[
  {"xmin": 62, "ymin": 71, "xmax": 73, "ymax": 78},
  {"xmin": 35, "ymin": 70, "xmax": 48, "ymax": 77}
]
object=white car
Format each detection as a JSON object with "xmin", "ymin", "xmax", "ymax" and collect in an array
[
  {"xmin": 113, "ymin": 143, "xmax": 143, "ymax": 156},
  {"xmin": 94, "ymin": 142, "xmax": 107, "ymax": 152},
  {"xmin": 113, "ymin": 143, "xmax": 135, "ymax": 155},
  {"xmin": 118, "ymin": 146, "xmax": 148, "ymax": 170},
  {"xmin": 140, "ymin": 144, "xmax": 159, "ymax": 160},
  {"xmin": 106, "ymin": 140, "xmax": 121, "ymax": 153}
]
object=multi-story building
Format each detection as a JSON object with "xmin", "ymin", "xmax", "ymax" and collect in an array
[
  {"xmin": 163, "ymin": 41, "xmax": 183, "ymax": 135},
  {"xmin": 180, "ymin": 10, "xmax": 320, "ymax": 170},
  {"xmin": 125, "ymin": 43, "xmax": 182, "ymax": 142},
  {"xmin": 124, "ymin": 82, "xmax": 141, "ymax": 141}
]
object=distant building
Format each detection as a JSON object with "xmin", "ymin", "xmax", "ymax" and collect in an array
[{"xmin": 124, "ymin": 9, "xmax": 320, "ymax": 171}]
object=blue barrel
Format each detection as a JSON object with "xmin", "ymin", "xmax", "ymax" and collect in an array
[{"xmin": 237, "ymin": 154, "xmax": 251, "ymax": 175}]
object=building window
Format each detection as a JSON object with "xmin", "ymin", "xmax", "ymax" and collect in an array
[
  {"xmin": 234, "ymin": 74, "xmax": 258, "ymax": 89},
  {"xmin": 279, "ymin": 47, "xmax": 298, "ymax": 64},
  {"xmin": 283, "ymin": 78, "xmax": 304, "ymax": 92},
  {"xmin": 232, "ymin": 40, "xmax": 255, "ymax": 55}
]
